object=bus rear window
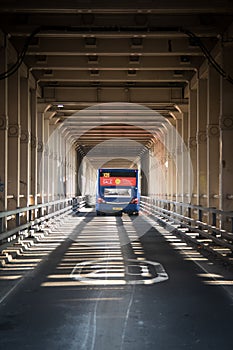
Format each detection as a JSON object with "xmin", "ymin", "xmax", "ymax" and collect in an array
[{"xmin": 104, "ymin": 188, "xmax": 132, "ymax": 197}]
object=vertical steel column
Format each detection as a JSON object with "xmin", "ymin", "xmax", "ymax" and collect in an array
[
  {"xmin": 52, "ymin": 125, "xmax": 58, "ymax": 201},
  {"xmin": 54, "ymin": 126, "xmax": 59, "ymax": 201},
  {"xmin": 148, "ymin": 146, "xmax": 155, "ymax": 197},
  {"xmin": 165, "ymin": 121, "xmax": 176, "ymax": 202},
  {"xmin": 165, "ymin": 125, "xmax": 171, "ymax": 201},
  {"xmin": 66, "ymin": 137, "xmax": 71, "ymax": 198},
  {"xmin": 49, "ymin": 124, "xmax": 56, "ymax": 202},
  {"xmin": 151, "ymin": 136, "xmax": 164, "ymax": 198},
  {"xmin": 76, "ymin": 146, "xmax": 83, "ymax": 197},
  {"xmin": 165, "ymin": 125, "xmax": 173, "ymax": 200},
  {"xmin": 181, "ymin": 108, "xmax": 189, "ymax": 203},
  {"xmin": 197, "ymin": 78, "xmax": 207, "ymax": 207},
  {"xmin": 43, "ymin": 115, "xmax": 50, "ymax": 204},
  {"xmin": 61, "ymin": 130, "xmax": 66, "ymax": 198},
  {"xmin": 163, "ymin": 128, "xmax": 169, "ymax": 199},
  {"xmin": 71, "ymin": 145, "xmax": 76, "ymax": 197},
  {"xmin": 30, "ymin": 88, "xmax": 38, "ymax": 208},
  {"xmin": 168, "ymin": 119, "xmax": 177, "ymax": 202},
  {"xmin": 8, "ymin": 68, "xmax": 21, "ymax": 213},
  {"xmin": 70, "ymin": 144, "xmax": 73, "ymax": 198},
  {"xmin": 57, "ymin": 130, "xmax": 62, "ymax": 199},
  {"xmin": 188, "ymin": 87, "xmax": 198, "ymax": 205},
  {"xmin": 20, "ymin": 77, "xmax": 30, "ymax": 214},
  {"xmin": 219, "ymin": 44, "xmax": 233, "ymax": 229},
  {"xmin": 0, "ymin": 33, "xmax": 8, "ymax": 230},
  {"xmin": 207, "ymin": 65, "xmax": 220, "ymax": 215},
  {"xmin": 37, "ymin": 110, "xmax": 45, "ymax": 206},
  {"xmin": 175, "ymin": 116, "xmax": 182, "ymax": 202}
]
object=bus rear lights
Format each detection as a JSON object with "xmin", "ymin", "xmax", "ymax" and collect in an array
[
  {"xmin": 97, "ymin": 197, "xmax": 106, "ymax": 204},
  {"xmin": 130, "ymin": 198, "xmax": 138, "ymax": 204}
]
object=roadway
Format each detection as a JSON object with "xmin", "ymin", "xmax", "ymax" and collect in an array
[{"xmin": 0, "ymin": 210, "xmax": 233, "ymax": 350}]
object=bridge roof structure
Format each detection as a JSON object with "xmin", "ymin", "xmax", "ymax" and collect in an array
[{"xmin": 1, "ymin": 0, "xmax": 232, "ymax": 166}]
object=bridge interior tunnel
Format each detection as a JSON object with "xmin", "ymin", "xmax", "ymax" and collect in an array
[
  {"xmin": 1, "ymin": 5, "xmax": 233, "ymax": 348},
  {"xmin": 39, "ymin": 101, "xmax": 193, "ymax": 204},
  {"xmin": 0, "ymin": 1, "xmax": 233, "ymax": 233},
  {"xmin": 64, "ymin": 102, "xmax": 182, "ymax": 200}
]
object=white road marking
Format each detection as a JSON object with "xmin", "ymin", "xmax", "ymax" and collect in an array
[{"xmin": 71, "ymin": 257, "xmax": 168, "ymax": 285}]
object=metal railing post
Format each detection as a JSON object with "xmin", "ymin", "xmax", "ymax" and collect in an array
[
  {"xmin": 38, "ymin": 206, "xmax": 42, "ymax": 218},
  {"xmin": 188, "ymin": 206, "xmax": 192, "ymax": 226},
  {"xmin": 16, "ymin": 208, "xmax": 20, "ymax": 227},
  {"xmin": 212, "ymin": 211, "xmax": 216, "ymax": 227},
  {"xmin": 72, "ymin": 197, "xmax": 77, "ymax": 212},
  {"xmin": 0, "ymin": 217, "xmax": 4, "ymax": 234},
  {"xmin": 28, "ymin": 208, "xmax": 32, "ymax": 222},
  {"xmin": 173, "ymin": 203, "xmax": 176, "ymax": 220},
  {"xmin": 198, "ymin": 206, "xmax": 203, "ymax": 232},
  {"xmin": 198, "ymin": 207, "xmax": 202, "ymax": 221},
  {"xmin": 167, "ymin": 201, "xmax": 171, "ymax": 215}
]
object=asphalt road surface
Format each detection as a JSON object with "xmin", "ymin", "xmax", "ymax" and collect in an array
[{"xmin": 1, "ymin": 210, "xmax": 233, "ymax": 350}]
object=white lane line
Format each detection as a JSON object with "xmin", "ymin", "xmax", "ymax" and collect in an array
[
  {"xmin": 90, "ymin": 290, "xmax": 102, "ymax": 350},
  {"xmin": 80, "ymin": 312, "xmax": 92, "ymax": 350},
  {"xmin": 90, "ymin": 248, "xmax": 111, "ymax": 350},
  {"xmin": 120, "ymin": 284, "xmax": 136, "ymax": 350},
  {"xmin": 0, "ymin": 277, "xmax": 24, "ymax": 305}
]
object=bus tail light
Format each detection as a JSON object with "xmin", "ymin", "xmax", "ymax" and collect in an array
[
  {"xmin": 97, "ymin": 197, "xmax": 106, "ymax": 203},
  {"xmin": 130, "ymin": 198, "xmax": 138, "ymax": 204}
]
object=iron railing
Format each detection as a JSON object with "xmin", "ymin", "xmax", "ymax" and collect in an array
[
  {"xmin": 140, "ymin": 196, "xmax": 233, "ymax": 263},
  {"xmin": 0, "ymin": 196, "xmax": 86, "ymax": 251}
]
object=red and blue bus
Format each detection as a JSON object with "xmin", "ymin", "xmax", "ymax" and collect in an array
[{"xmin": 96, "ymin": 168, "xmax": 140, "ymax": 216}]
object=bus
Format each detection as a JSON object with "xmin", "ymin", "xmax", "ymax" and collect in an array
[{"xmin": 96, "ymin": 168, "xmax": 140, "ymax": 216}]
